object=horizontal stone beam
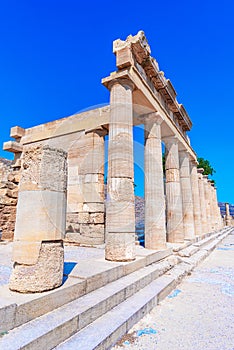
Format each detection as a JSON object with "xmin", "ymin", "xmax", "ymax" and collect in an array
[{"xmin": 3, "ymin": 141, "xmax": 23, "ymax": 153}]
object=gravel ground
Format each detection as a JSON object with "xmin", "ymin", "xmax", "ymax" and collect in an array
[{"xmin": 113, "ymin": 233, "xmax": 234, "ymax": 350}]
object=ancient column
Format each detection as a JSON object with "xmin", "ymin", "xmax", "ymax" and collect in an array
[
  {"xmin": 197, "ymin": 168, "xmax": 207, "ymax": 233},
  {"xmin": 66, "ymin": 130, "xmax": 106, "ymax": 245},
  {"xmin": 190, "ymin": 160, "xmax": 202, "ymax": 236},
  {"xmin": 179, "ymin": 150, "xmax": 195, "ymax": 239},
  {"xmin": 164, "ymin": 136, "xmax": 184, "ymax": 243},
  {"xmin": 105, "ymin": 79, "xmax": 136, "ymax": 261},
  {"xmin": 144, "ymin": 113, "xmax": 166, "ymax": 250},
  {"xmin": 203, "ymin": 175, "xmax": 211, "ymax": 232},
  {"xmin": 214, "ymin": 186, "xmax": 222, "ymax": 229},
  {"xmin": 225, "ymin": 202, "xmax": 232, "ymax": 226},
  {"xmin": 9, "ymin": 145, "xmax": 67, "ymax": 293}
]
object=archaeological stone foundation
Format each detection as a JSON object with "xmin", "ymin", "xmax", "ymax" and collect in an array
[{"xmin": 0, "ymin": 31, "xmax": 233, "ymax": 293}]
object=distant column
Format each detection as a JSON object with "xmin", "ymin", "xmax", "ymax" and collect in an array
[
  {"xmin": 214, "ymin": 186, "xmax": 223, "ymax": 229},
  {"xmin": 9, "ymin": 145, "xmax": 67, "ymax": 293},
  {"xmin": 203, "ymin": 175, "xmax": 211, "ymax": 232},
  {"xmin": 144, "ymin": 113, "xmax": 167, "ymax": 250},
  {"xmin": 225, "ymin": 203, "xmax": 232, "ymax": 226},
  {"xmin": 164, "ymin": 136, "xmax": 184, "ymax": 243},
  {"xmin": 179, "ymin": 150, "xmax": 195, "ymax": 239},
  {"xmin": 105, "ymin": 79, "xmax": 136, "ymax": 261},
  {"xmin": 190, "ymin": 160, "xmax": 202, "ymax": 236},
  {"xmin": 197, "ymin": 168, "xmax": 207, "ymax": 233}
]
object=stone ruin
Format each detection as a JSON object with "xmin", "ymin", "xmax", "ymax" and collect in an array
[{"xmin": 0, "ymin": 31, "xmax": 231, "ymax": 293}]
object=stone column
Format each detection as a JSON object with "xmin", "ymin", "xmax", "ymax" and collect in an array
[
  {"xmin": 9, "ymin": 145, "xmax": 67, "ymax": 293},
  {"xmin": 214, "ymin": 187, "xmax": 222, "ymax": 229},
  {"xmin": 203, "ymin": 175, "xmax": 211, "ymax": 232},
  {"xmin": 225, "ymin": 202, "xmax": 232, "ymax": 226},
  {"xmin": 66, "ymin": 130, "xmax": 105, "ymax": 245},
  {"xmin": 209, "ymin": 183, "xmax": 218, "ymax": 230},
  {"xmin": 164, "ymin": 136, "xmax": 184, "ymax": 243},
  {"xmin": 144, "ymin": 113, "xmax": 166, "ymax": 250},
  {"xmin": 105, "ymin": 79, "xmax": 136, "ymax": 261},
  {"xmin": 190, "ymin": 160, "xmax": 202, "ymax": 236},
  {"xmin": 197, "ymin": 168, "xmax": 207, "ymax": 233},
  {"xmin": 179, "ymin": 150, "xmax": 195, "ymax": 239}
]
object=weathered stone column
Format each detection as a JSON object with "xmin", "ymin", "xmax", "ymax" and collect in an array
[
  {"xmin": 179, "ymin": 150, "xmax": 195, "ymax": 239},
  {"xmin": 9, "ymin": 145, "xmax": 67, "ymax": 293},
  {"xmin": 105, "ymin": 79, "xmax": 136, "ymax": 261},
  {"xmin": 214, "ymin": 186, "xmax": 222, "ymax": 229},
  {"xmin": 197, "ymin": 168, "xmax": 207, "ymax": 233},
  {"xmin": 209, "ymin": 183, "xmax": 217, "ymax": 230},
  {"xmin": 203, "ymin": 175, "xmax": 211, "ymax": 232},
  {"xmin": 164, "ymin": 137, "xmax": 184, "ymax": 243},
  {"xmin": 66, "ymin": 130, "xmax": 106, "ymax": 245},
  {"xmin": 190, "ymin": 160, "xmax": 202, "ymax": 236},
  {"xmin": 144, "ymin": 113, "xmax": 166, "ymax": 250},
  {"xmin": 225, "ymin": 202, "xmax": 232, "ymax": 226}
]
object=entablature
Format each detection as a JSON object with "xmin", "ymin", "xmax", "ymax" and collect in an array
[{"xmin": 113, "ymin": 31, "xmax": 192, "ymax": 132}]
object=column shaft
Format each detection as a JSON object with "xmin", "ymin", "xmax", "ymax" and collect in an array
[
  {"xmin": 105, "ymin": 80, "xmax": 135, "ymax": 261},
  {"xmin": 179, "ymin": 151, "xmax": 195, "ymax": 239},
  {"xmin": 190, "ymin": 161, "xmax": 202, "ymax": 236},
  {"xmin": 203, "ymin": 175, "xmax": 211, "ymax": 232},
  {"xmin": 144, "ymin": 115, "xmax": 166, "ymax": 250},
  {"xmin": 197, "ymin": 169, "xmax": 207, "ymax": 233},
  {"xmin": 165, "ymin": 137, "xmax": 184, "ymax": 243}
]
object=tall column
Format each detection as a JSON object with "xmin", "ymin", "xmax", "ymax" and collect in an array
[
  {"xmin": 214, "ymin": 186, "xmax": 222, "ymax": 229},
  {"xmin": 190, "ymin": 160, "xmax": 202, "ymax": 236},
  {"xmin": 197, "ymin": 168, "xmax": 207, "ymax": 233},
  {"xmin": 164, "ymin": 136, "xmax": 184, "ymax": 243},
  {"xmin": 105, "ymin": 79, "xmax": 136, "ymax": 261},
  {"xmin": 144, "ymin": 113, "xmax": 166, "ymax": 250},
  {"xmin": 209, "ymin": 183, "xmax": 217, "ymax": 230},
  {"xmin": 203, "ymin": 175, "xmax": 211, "ymax": 232},
  {"xmin": 179, "ymin": 150, "xmax": 195, "ymax": 239},
  {"xmin": 225, "ymin": 203, "xmax": 232, "ymax": 226},
  {"xmin": 9, "ymin": 145, "xmax": 67, "ymax": 293}
]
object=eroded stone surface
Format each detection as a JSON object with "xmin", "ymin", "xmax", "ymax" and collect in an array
[{"xmin": 9, "ymin": 241, "xmax": 64, "ymax": 293}]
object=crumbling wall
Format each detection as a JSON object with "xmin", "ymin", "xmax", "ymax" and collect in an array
[{"xmin": 0, "ymin": 159, "xmax": 20, "ymax": 240}]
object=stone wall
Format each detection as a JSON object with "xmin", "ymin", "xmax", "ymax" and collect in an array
[{"xmin": 0, "ymin": 159, "xmax": 20, "ymax": 240}]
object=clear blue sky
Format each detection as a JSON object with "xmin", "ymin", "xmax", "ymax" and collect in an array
[{"xmin": 0, "ymin": 0, "xmax": 233, "ymax": 203}]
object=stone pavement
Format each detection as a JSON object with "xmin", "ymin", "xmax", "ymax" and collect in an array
[{"xmin": 113, "ymin": 232, "xmax": 234, "ymax": 350}]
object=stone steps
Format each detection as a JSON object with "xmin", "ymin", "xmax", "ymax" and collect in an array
[
  {"xmin": 55, "ymin": 229, "xmax": 232, "ymax": 350},
  {"xmin": 0, "ymin": 247, "xmax": 172, "ymax": 333},
  {"xmin": 0, "ymin": 255, "xmax": 178, "ymax": 350},
  {"xmin": 0, "ymin": 228, "xmax": 231, "ymax": 350}
]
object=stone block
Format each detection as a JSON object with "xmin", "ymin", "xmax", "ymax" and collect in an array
[
  {"xmin": 89, "ymin": 212, "xmax": 105, "ymax": 224},
  {"xmin": 83, "ymin": 203, "xmax": 104, "ymax": 213},
  {"xmin": 80, "ymin": 224, "xmax": 105, "ymax": 238},
  {"xmin": 14, "ymin": 191, "xmax": 67, "ymax": 242},
  {"xmin": 20, "ymin": 145, "xmax": 67, "ymax": 192}
]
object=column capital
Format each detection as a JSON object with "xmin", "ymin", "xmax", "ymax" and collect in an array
[
  {"xmin": 163, "ymin": 135, "xmax": 179, "ymax": 146},
  {"xmin": 104, "ymin": 77, "xmax": 135, "ymax": 91},
  {"xmin": 197, "ymin": 168, "xmax": 204, "ymax": 174},
  {"xmin": 144, "ymin": 112, "xmax": 164, "ymax": 125}
]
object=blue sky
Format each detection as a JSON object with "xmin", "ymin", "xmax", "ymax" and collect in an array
[{"xmin": 0, "ymin": 0, "xmax": 233, "ymax": 203}]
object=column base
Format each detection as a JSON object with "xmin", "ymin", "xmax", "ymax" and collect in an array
[
  {"xmin": 105, "ymin": 232, "xmax": 136, "ymax": 262},
  {"xmin": 9, "ymin": 241, "xmax": 64, "ymax": 293}
]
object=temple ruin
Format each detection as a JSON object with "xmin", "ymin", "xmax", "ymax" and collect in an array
[{"xmin": 0, "ymin": 31, "xmax": 232, "ymax": 293}]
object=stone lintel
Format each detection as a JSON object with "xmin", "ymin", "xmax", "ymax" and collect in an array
[
  {"xmin": 10, "ymin": 126, "xmax": 25, "ymax": 139},
  {"xmin": 3, "ymin": 141, "xmax": 23, "ymax": 153}
]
